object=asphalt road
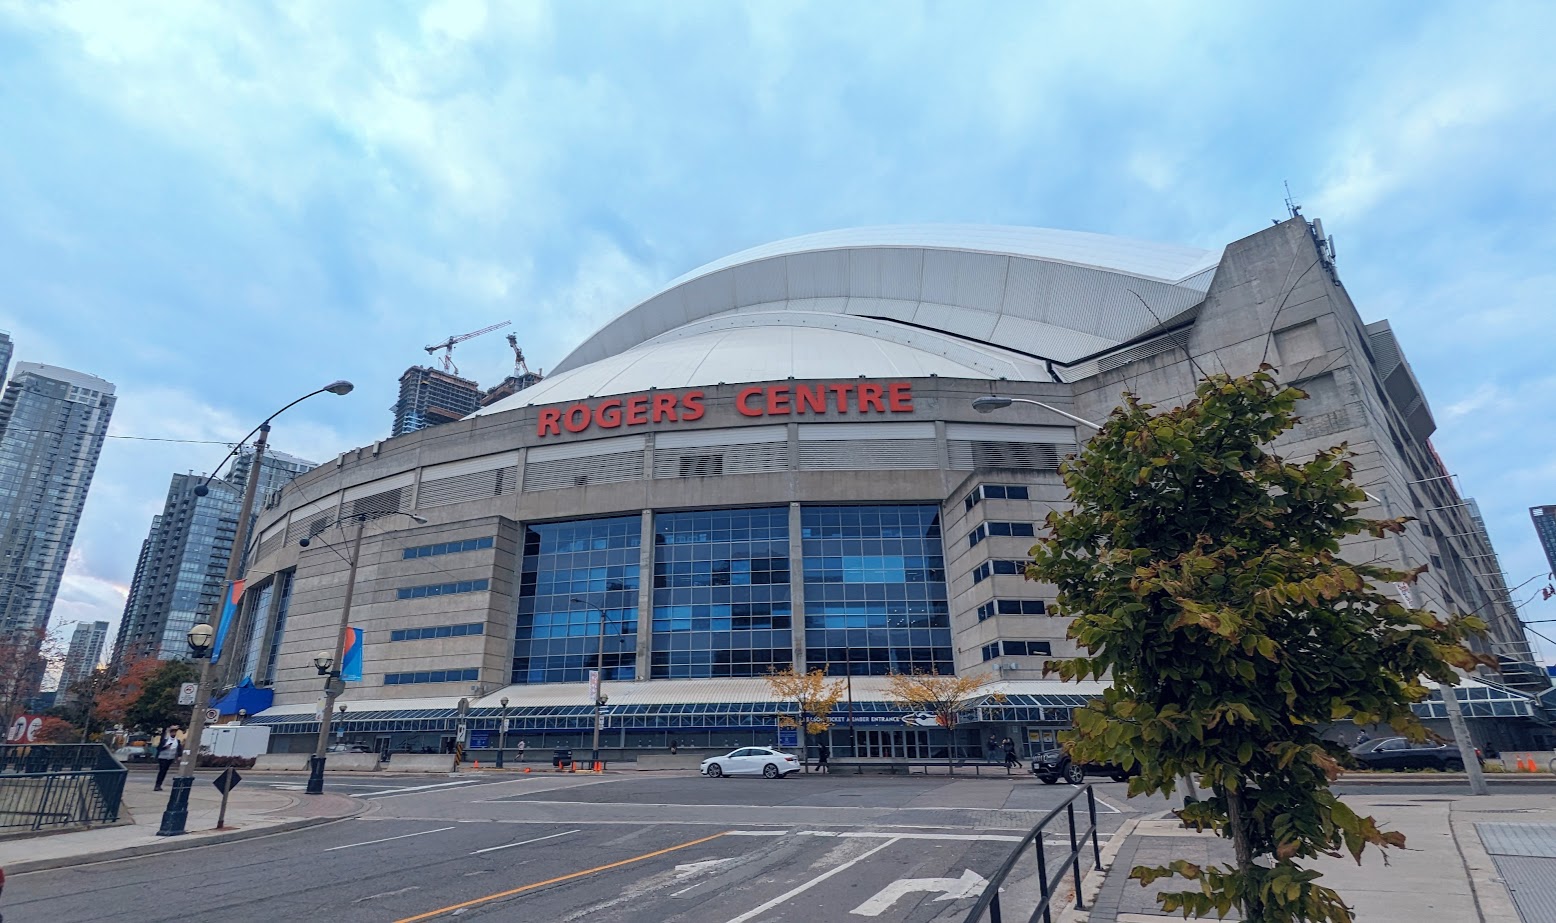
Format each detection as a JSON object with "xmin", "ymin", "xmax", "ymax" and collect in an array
[{"xmin": 6, "ymin": 771, "xmax": 1150, "ymax": 923}]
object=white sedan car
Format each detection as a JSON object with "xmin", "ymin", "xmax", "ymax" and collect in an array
[{"xmin": 700, "ymin": 747, "xmax": 800, "ymax": 779}]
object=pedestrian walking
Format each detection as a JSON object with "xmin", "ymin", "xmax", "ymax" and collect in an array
[
  {"xmin": 817, "ymin": 741, "xmax": 830, "ymax": 773},
  {"xmin": 1002, "ymin": 737, "xmax": 1019, "ymax": 770},
  {"xmin": 516, "ymin": 739, "xmax": 527, "ymax": 762},
  {"xmin": 670, "ymin": 738, "xmax": 679, "ymax": 755},
  {"xmin": 987, "ymin": 734, "xmax": 1000, "ymax": 764},
  {"xmin": 153, "ymin": 726, "xmax": 183, "ymax": 791}
]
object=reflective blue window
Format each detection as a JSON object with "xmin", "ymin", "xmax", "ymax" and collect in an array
[
  {"xmin": 513, "ymin": 516, "xmax": 641, "ymax": 684},
  {"xmin": 651, "ymin": 507, "xmax": 792, "ymax": 678},
  {"xmin": 801, "ymin": 505, "xmax": 952, "ymax": 675}
]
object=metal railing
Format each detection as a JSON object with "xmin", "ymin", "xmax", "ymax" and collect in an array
[
  {"xmin": 962, "ymin": 784, "xmax": 1103, "ymax": 923},
  {"xmin": 0, "ymin": 744, "xmax": 128, "ymax": 832}
]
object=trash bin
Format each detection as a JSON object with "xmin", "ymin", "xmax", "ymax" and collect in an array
[{"xmin": 552, "ymin": 748, "xmax": 573, "ymax": 769}]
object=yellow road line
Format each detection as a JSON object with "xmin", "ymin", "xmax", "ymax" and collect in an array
[{"xmin": 390, "ymin": 831, "xmax": 731, "ymax": 922}]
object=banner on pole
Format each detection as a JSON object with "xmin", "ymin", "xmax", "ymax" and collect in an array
[
  {"xmin": 589, "ymin": 669, "xmax": 600, "ymax": 704},
  {"xmin": 209, "ymin": 579, "xmax": 246, "ymax": 663},
  {"xmin": 341, "ymin": 627, "xmax": 364, "ymax": 682}
]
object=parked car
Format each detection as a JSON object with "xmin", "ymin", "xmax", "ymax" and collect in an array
[
  {"xmin": 700, "ymin": 747, "xmax": 800, "ymax": 779},
  {"xmin": 1030, "ymin": 748, "xmax": 1138, "ymax": 785},
  {"xmin": 112, "ymin": 745, "xmax": 153, "ymax": 763},
  {"xmin": 327, "ymin": 742, "xmax": 373, "ymax": 754},
  {"xmin": 1349, "ymin": 737, "xmax": 1479, "ymax": 771}
]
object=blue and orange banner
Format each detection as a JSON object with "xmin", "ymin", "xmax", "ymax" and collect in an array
[
  {"xmin": 209, "ymin": 579, "xmax": 245, "ymax": 663},
  {"xmin": 341, "ymin": 627, "xmax": 364, "ymax": 682}
]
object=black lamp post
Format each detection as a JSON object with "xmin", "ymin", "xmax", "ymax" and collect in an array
[
  {"xmin": 155, "ymin": 622, "xmax": 214, "ymax": 837},
  {"xmin": 496, "ymin": 697, "xmax": 510, "ymax": 768},
  {"xmin": 571, "ymin": 595, "xmax": 629, "ymax": 770},
  {"xmin": 159, "ymin": 380, "xmax": 353, "ymax": 837}
]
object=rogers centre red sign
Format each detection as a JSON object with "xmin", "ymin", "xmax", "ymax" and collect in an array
[{"xmin": 537, "ymin": 381, "xmax": 914, "ymax": 438}]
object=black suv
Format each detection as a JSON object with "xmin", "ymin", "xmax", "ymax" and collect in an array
[{"xmin": 1030, "ymin": 748, "xmax": 1138, "ymax": 785}]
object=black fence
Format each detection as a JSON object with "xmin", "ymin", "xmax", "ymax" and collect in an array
[
  {"xmin": 0, "ymin": 744, "xmax": 128, "ymax": 833},
  {"xmin": 962, "ymin": 784, "xmax": 1103, "ymax": 923}
]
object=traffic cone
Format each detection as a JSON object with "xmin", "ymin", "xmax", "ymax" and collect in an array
[
  {"xmin": 1519, "ymin": 755, "xmax": 1530, "ymax": 772},
  {"xmin": 474, "ymin": 760, "xmax": 480, "ymax": 770},
  {"xmin": 523, "ymin": 767, "xmax": 531, "ymax": 773}
]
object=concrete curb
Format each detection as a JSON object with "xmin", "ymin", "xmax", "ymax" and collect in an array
[
  {"xmin": 1055, "ymin": 809, "xmax": 1166, "ymax": 923},
  {"xmin": 1338, "ymin": 773, "xmax": 1552, "ymax": 784},
  {"xmin": 1447, "ymin": 805, "xmax": 1523, "ymax": 923},
  {"xmin": 7, "ymin": 800, "xmax": 368, "ymax": 875}
]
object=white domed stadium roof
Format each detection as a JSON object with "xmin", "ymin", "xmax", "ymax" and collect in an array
[{"xmin": 475, "ymin": 225, "xmax": 1221, "ymax": 416}]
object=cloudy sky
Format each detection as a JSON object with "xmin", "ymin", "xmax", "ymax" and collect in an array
[{"xmin": 3, "ymin": 1, "xmax": 1553, "ymax": 661}]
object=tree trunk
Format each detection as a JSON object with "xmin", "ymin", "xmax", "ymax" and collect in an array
[{"xmin": 1222, "ymin": 782, "xmax": 1264, "ymax": 921}]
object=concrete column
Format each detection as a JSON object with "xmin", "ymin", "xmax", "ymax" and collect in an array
[
  {"xmin": 636, "ymin": 509, "xmax": 654, "ymax": 680},
  {"xmin": 788, "ymin": 501, "xmax": 806, "ymax": 671}
]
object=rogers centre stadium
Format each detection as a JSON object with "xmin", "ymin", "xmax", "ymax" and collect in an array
[{"xmin": 239, "ymin": 217, "xmax": 1553, "ymax": 759}]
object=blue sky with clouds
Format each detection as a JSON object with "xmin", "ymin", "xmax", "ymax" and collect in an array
[{"xmin": 2, "ymin": 1, "xmax": 1553, "ymax": 660}]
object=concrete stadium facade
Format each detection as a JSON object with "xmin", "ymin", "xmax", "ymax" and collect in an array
[{"xmin": 242, "ymin": 217, "xmax": 1551, "ymax": 758}]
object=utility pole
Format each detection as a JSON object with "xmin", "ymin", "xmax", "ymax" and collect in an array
[{"xmin": 308, "ymin": 516, "xmax": 366, "ymax": 795}]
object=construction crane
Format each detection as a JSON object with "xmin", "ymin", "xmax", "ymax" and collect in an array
[
  {"xmin": 506, "ymin": 333, "xmax": 541, "ymax": 379},
  {"xmin": 425, "ymin": 321, "xmax": 511, "ymax": 376}
]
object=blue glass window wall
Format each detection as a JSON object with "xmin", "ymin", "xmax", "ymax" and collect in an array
[
  {"xmin": 651, "ymin": 507, "xmax": 792, "ymax": 678},
  {"xmin": 513, "ymin": 516, "xmax": 641, "ymax": 684},
  {"xmin": 801, "ymin": 505, "xmax": 952, "ymax": 675}
]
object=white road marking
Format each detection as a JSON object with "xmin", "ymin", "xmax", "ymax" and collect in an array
[
  {"xmin": 359, "ymin": 779, "xmax": 488, "ymax": 797},
  {"xmin": 470, "ymin": 829, "xmax": 580, "ymax": 855},
  {"xmin": 726, "ymin": 830, "xmax": 789, "ymax": 836},
  {"xmin": 721, "ymin": 837, "xmax": 901, "ymax": 923},
  {"xmin": 351, "ymin": 885, "xmax": 422, "ymax": 903},
  {"xmin": 324, "ymin": 826, "xmax": 455, "ymax": 851},
  {"xmin": 491, "ymin": 798, "xmax": 1083, "ymax": 815},
  {"xmin": 807, "ymin": 830, "xmax": 1023, "ymax": 842},
  {"xmin": 851, "ymin": 869, "xmax": 987, "ymax": 916},
  {"xmin": 675, "ymin": 857, "xmax": 743, "ymax": 878}
]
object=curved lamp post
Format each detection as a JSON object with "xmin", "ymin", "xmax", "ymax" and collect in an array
[
  {"xmin": 158, "ymin": 381, "xmax": 353, "ymax": 837},
  {"xmin": 571, "ymin": 592, "xmax": 629, "ymax": 771},
  {"xmin": 971, "ymin": 395, "xmax": 1103, "ymax": 431},
  {"xmin": 305, "ymin": 510, "xmax": 427, "ymax": 794}
]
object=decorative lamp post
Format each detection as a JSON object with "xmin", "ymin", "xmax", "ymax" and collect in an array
[
  {"xmin": 155, "ymin": 623, "xmax": 214, "ymax": 836},
  {"xmin": 158, "ymin": 380, "xmax": 353, "ymax": 838},
  {"xmin": 303, "ymin": 510, "xmax": 426, "ymax": 795},
  {"xmin": 971, "ymin": 394, "xmax": 1104, "ymax": 430},
  {"xmin": 496, "ymin": 697, "xmax": 510, "ymax": 769}
]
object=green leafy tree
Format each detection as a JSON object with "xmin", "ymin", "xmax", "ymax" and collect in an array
[
  {"xmin": 124, "ymin": 660, "xmax": 199, "ymax": 733},
  {"xmin": 1028, "ymin": 367, "xmax": 1488, "ymax": 923}
]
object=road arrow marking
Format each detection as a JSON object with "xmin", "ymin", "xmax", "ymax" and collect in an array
[
  {"xmin": 850, "ymin": 869, "xmax": 988, "ymax": 916},
  {"xmin": 674, "ymin": 857, "xmax": 742, "ymax": 878}
]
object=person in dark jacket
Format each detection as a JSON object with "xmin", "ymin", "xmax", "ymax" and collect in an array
[
  {"xmin": 154, "ymin": 726, "xmax": 183, "ymax": 791},
  {"xmin": 817, "ymin": 741, "xmax": 830, "ymax": 773},
  {"xmin": 1002, "ymin": 737, "xmax": 1020, "ymax": 770}
]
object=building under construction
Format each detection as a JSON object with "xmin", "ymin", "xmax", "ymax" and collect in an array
[{"xmin": 391, "ymin": 367, "xmax": 482, "ymax": 437}]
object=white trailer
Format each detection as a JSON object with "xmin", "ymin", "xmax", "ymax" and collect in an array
[{"xmin": 201, "ymin": 724, "xmax": 271, "ymax": 758}]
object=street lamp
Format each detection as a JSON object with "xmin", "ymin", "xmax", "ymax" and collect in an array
[
  {"xmin": 571, "ymin": 593, "xmax": 629, "ymax": 770},
  {"xmin": 153, "ymin": 628, "xmax": 213, "ymax": 835},
  {"xmin": 497, "ymin": 697, "xmax": 510, "ymax": 768},
  {"xmin": 159, "ymin": 380, "xmax": 353, "ymax": 838},
  {"xmin": 971, "ymin": 394, "xmax": 1104, "ymax": 431},
  {"xmin": 305, "ymin": 510, "xmax": 428, "ymax": 795}
]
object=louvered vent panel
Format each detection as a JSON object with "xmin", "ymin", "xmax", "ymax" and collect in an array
[
  {"xmin": 947, "ymin": 440, "xmax": 1069, "ymax": 471},
  {"xmin": 351, "ymin": 487, "xmax": 407, "ymax": 518},
  {"xmin": 256, "ymin": 532, "xmax": 283, "ymax": 563},
  {"xmin": 798, "ymin": 439, "xmax": 939, "ymax": 471},
  {"xmin": 418, "ymin": 466, "xmax": 518, "ymax": 507},
  {"xmin": 524, "ymin": 451, "xmax": 645, "ymax": 491},
  {"xmin": 654, "ymin": 441, "xmax": 788, "ymax": 478},
  {"xmin": 284, "ymin": 513, "xmax": 332, "ymax": 546}
]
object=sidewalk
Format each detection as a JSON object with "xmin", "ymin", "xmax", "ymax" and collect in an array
[
  {"xmin": 1079, "ymin": 792, "xmax": 1556, "ymax": 922},
  {"xmin": 0, "ymin": 769, "xmax": 365, "ymax": 874}
]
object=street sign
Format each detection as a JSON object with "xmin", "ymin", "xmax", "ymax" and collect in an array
[
  {"xmin": 178, "ymin": 683, "xmax": 198, "ymax": 706},
  {"xmin": 211, "ymin": 768, "xmax": 243, "ymax": 794},
  {"xmin": 6, "ymin": 715, "xmax": 42, "ymax": 743},
  {"xmin": 205, "ymin": 707, "xmax": 221, "ymax": 723}
]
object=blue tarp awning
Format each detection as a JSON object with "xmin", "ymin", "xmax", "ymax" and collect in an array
[{"xmin": 211, "ymin": 680, "xmax": 274, "ymax": 717}]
